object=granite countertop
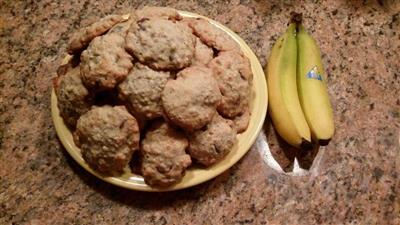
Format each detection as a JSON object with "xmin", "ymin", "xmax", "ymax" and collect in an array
[{"xmin": 1, "ymin": 0, "xmax": 399, "ymax": 224}]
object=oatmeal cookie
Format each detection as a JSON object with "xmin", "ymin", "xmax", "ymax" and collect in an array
[
  {"xmin": 208, "ymin": 50, "xmax": 251, "ymax": 118},
  {"xmin": 230, "ymin": 107, "xmax": 250, "ymax": 133},
  {"xmin": 74, "ymin": 105, "xmax": 140, "ymax": 173},
  {"xmin": 191, "ymin": 37, "xmax": 214, "ymax": 66},
  {"xmin": 141, "ymin": 121, "xmax": 191, "ymax": 187},
  {"xmin": 125, "ymin": 18, "xmax": 195, "ymax": 70},
  {"xmin": 118, "ymin": 63, "xmax": 171, "ymax": 119},
  {"xmin": 187, "ymin": 114, "xmax": 237, "ymax": 166},
  {"xmin": 80, "ymin": 32, "xmax": 133, "ymax": 90},
  {"xmin": 162, "ymin": 66, "xmax": 221, "ymax": 131},
  {"xmin": 187, "ymin": 18, "xmax": 240, "ymax": 52},
  {"xmin": 68, "ymin": 15, "xmax": 127, "ymax": 54},
  {"xmin": 54, "ymin": 66, "xmax": 92, "ymax": 128},
  {"xmin": 136, "ymin": 6, "xmax": 181, "ymax": 21},
  {"xmin": 108, "ymin": 15, "xmax": 136, "ymax": 35}
]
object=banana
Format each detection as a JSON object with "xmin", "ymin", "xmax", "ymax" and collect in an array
[
  {"xmin": 296, "ymin": 24, "xmax": 335, "ymax": 145},
  {"xmin": 266, "ymin": 23, "xmax": 312, "ymax": 149}
]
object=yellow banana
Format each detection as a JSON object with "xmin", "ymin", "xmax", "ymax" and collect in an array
[
  {"xmin": 297, "ymin": 24, "xmax": 335, "ymax": 145},
  {"xmin": 266, "ymin": 23, "xmax": 312, "ymax": 149}
]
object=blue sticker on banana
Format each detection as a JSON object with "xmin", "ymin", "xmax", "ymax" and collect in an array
[{"xmin": 306, "ymin": 66, "xmax": 323, "ymax": 81}]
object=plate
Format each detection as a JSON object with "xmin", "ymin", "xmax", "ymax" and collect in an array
[{"xmin": 51, "ymin": 11, "xmax": 268, "ymax": 191}]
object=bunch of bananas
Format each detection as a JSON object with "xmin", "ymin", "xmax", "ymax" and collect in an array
[{"xmin": 266, "ymin": 14, "xmax": 334, "ymax": 150}]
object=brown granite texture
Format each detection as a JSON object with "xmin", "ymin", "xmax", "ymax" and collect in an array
[{"xmin": 1, "ymin": 0, "xmax": 399, "ymax": 224}]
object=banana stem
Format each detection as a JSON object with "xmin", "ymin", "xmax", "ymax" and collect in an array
[{"xmin": 290, "ymin": 12, "xmax": 302, "ymax": 31}]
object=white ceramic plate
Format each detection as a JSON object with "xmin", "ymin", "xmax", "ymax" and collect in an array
[{"xmin": 52, "ymin": 11, "xmax": 268, "ymax": 191}]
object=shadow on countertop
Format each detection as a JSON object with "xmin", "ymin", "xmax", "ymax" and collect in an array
[
  {"xmin": 61, "ymin": 144, "xmax": 239, "ymax": 209},
  {"xmin": 262, "ymin": 115, "xmax": 320, "ymax": 173}
]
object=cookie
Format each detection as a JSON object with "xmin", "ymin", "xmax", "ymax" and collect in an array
[
  {"xmin": 68, "ymin": 14, "xmax": 127, "ymax": 54},
  {"xmin": 187, "ymin": 114, "xmax": 237, "ymax": 166},
  {"xmin": 141, "ymin": 120, "xmax": 191, "ymax": 187},
  {"xmin": 136, "ymin": 6, "xmax": 182, "ymax": 21},
  {"xmin": 162, "ymin": 66, "xmax": 221, "ymax": 131},
  {"xmin": 208, "ymin": 50, "xmax": 251, "ymax": 118},
  {"xmin": 125, "ymin": 18, "xmax": 195, "ymax": 70},
  {"xmin": 118, "ymin": 63, "xmax": 171, "ymax": 119},
  {"xmin": 74, "ymin": 105, "xmax": 140, "ymax": 174},
  {"xmin": 191, "ymin": 37, "xmax": 214, "ymax": 66},
  {"xmin": 179, "ymin": 19, "xmax": 214, "ymax": 66},
  {"xmin": 187, "ymin": 18, "xmax": 240, "ymax": 52},
  {"xmin": 80, "ymin": 32, "xmax": 133, "ymax": 90},
  {"xmin": 230, "ymin": 107, "xmax": 250, "ymax": 133},
  {"xmin": 108, "ymin": 14, "xmax": 136, "ymax": 35},
  {"xmin": 53, "ymin": 66, "xmax": 92, "ymax": 128}
]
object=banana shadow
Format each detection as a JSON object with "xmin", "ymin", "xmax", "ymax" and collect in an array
[
  {"xmin": 263, "ymin": 115, "xmax": 320, "ymax": 172},
  {"xmin": 297, "ymin": 143, "xmax": 320, "ymax": 170},
  {"xmin": 263, "ymin": 116, "xmax": 295, "ymax": 172}
]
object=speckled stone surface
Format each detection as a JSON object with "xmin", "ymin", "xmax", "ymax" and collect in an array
[{"xmin": 1, "ymin": 0, "xmax": 399, "ymax": 224}]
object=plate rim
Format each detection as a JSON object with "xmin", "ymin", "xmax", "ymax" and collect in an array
[{"xmin": 52, "ymin": 10, "xmax": 268, "ymax": 192}]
